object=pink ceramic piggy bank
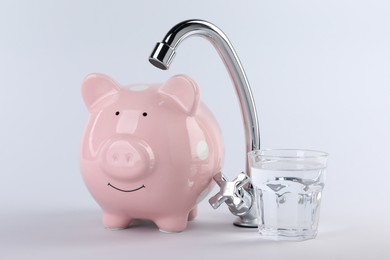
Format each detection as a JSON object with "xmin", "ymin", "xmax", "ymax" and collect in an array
[{"xmin": 80, "ymin": 73, "xmax": 223, "ymax": 232}]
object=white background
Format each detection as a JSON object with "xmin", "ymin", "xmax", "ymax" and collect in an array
[{"xmin": 1, "ymin": 0, "xmax": 389, "ymax": 259}]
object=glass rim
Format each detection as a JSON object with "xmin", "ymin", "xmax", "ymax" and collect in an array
[{"xmin": 248, "ymin": 149, "xmax": 329, "ymax": 159}]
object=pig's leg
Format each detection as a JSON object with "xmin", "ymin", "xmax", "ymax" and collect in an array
[
  {"xmin": 102, "ymin": 212, "xmax": 131, "ymax": 230},
  {"xmin": 188, "ymin": 206, "xmax": 197, "ymax": 221},
  {"xmin": 155, "ymin": 214, "xmax": 188, "ymax": 233}
]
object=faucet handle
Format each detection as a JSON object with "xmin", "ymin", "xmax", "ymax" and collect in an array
[{"xmin": 209, "ymin": 172, "xmax": 251, "ymax": 210}]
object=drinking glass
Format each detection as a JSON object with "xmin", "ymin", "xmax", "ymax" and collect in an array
[{"xmin": 249, "ymin": 149, "xmax": 328, "ymax": 241}]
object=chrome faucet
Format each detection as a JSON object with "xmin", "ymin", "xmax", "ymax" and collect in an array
[{"xmin": 149, "ymin": 19, "xmax": 260, "ymax": 227}]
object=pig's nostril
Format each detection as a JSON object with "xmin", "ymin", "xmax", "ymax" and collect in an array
[
  {"xmin": 112, "ymin": 153, "xmax": 119, "ymax": 161},
  {"xmin": 125, "ymin": 153, "xmax": 132, "ymax": 163}
]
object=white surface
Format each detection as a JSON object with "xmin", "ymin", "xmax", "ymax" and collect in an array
[
  {"xmin": 2, "ymin": 203, "xmax": 390, "ymax": 260},
  {"xmin": 1, "ymin": 0, "xmax": 390, "ymax": 259}
]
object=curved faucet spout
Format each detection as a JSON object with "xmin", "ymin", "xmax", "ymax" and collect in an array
[{"xmin": 149, "ymin": 19, "xmax": 260, "ymax": 174}]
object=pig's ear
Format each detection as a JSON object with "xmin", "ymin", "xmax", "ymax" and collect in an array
[
  {"xmin": 158, "ymin": 75, "xmax": 200, "ymax": 115},
  {"xmin": 81, "ymin": 73, "xmax": 121, "ymax": 110}
]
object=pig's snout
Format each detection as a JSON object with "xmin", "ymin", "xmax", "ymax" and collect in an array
[{"xmin": 101, "ymin": 137, "xmax": 155, "ymax": 181}]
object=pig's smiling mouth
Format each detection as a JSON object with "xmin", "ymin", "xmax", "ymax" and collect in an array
[{"xmin": 107, "ymin": 183, "xmax": 145, "ymax": 192}]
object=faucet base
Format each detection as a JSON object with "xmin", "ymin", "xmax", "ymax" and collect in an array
[{"xmin": 233, "ymin": 217, "xmax": 258, "ymax": 228}]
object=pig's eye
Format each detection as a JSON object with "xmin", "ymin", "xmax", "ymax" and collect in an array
[
  {"xmin": 142, "ymin": 112, "xmax": 148, "ymax": 117},
  {"xmin": 115, "ymin": 111, "xmax": 120, "ymax": 116}
]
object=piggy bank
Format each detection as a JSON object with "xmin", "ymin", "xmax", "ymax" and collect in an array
[{"xmin": 80, "ymin": 73, "xmax": 224, "ymax": 232}]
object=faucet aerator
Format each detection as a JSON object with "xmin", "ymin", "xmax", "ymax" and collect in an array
[
  {"xmin": 149, "ymin": 58, "xmax": 168, "ymax": 70},
  {"xmin": 149, "ymin": 42, "xmax": 176, "ymax": 70}
]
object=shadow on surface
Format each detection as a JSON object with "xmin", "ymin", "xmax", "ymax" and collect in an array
[{"xmin": 0, "ymin": 207, "xmax": 347, "ymax": 253}]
